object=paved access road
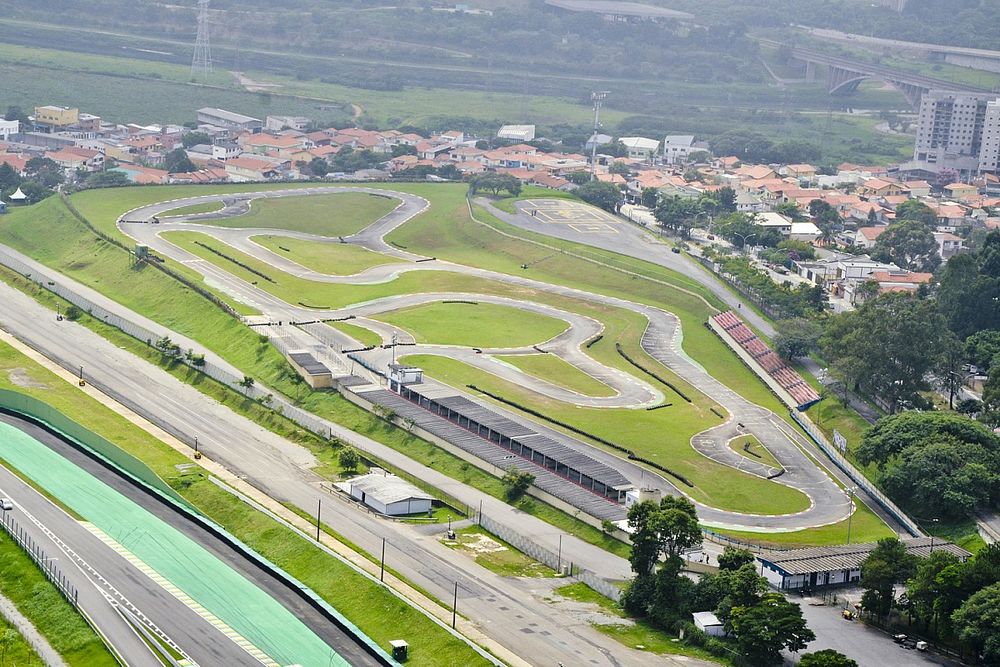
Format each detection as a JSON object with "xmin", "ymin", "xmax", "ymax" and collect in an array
[{"xmin": 0, "ymin": 282, "xmax": 697, "ymax": 667}]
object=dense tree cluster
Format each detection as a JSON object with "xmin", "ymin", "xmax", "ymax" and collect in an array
[
  {"xmin": 856, "ymin": 412, "xmax": 1000, "ymax": 519},
  {"xmin": 858, "ymin": 539, "xmax": 1000, "ymax": 662},
  {"xmin": 621, "ymin": 499, "xmax": 815, "ymax": 665}
]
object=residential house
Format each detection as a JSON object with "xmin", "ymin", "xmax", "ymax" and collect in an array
[
  {"xmin": 852, "ymin": 227, "xmax": 887, "ymax": 249},
  {"xmin": 0, "ymin": 154, "xmax": 29, "ymax": 175},
  {"xmin": 736, "ymin": 191, "xmax": 767, "ymax": 213},
  {"xmin": 111, "ymin": 164, "xmax": 170, "ymax": 184},
  {"xmin": 943, "ymin": 182, "xmax": 979, "ymax": 202},
  {"xmin": 497, "ymin": 125, "xmax": 536, "ymax": 142},
  {"xmin": 0, "ymin": 120, "xmax": 18, "ymax": 140},
  {"xmin": 904, "ymin": 180, "xmax": 932, "ymax": 197},
  {"xmin": 784, "ymin": 164, "xmax": 818, "ymax": 182},
  {"xmin": 619, "ymin": 137, "xmax": 660, "ymax": 161},
  {"xmin": 224, "ymin": 156, "xmax": 290, "ymax": 182},
  {"xmin": 933, "ymin": 231, "xmax": 965, "ymax": 259},
  {"xmin": 858, "ymin": 178, "xmax": 908, "ymax": 197},
  {"xmin": 265, "ymin": 115, "xmax": 310, "ymax": 132},
  {"xmin": 662, "ymin": 135, "xmax": 696, "ymax": 164},
  {"xmin": 867, "ymin": 270, "xmax": 934, "ymax": 297}
]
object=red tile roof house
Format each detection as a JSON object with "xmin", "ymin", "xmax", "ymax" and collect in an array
[{"xmin": 853, "ymin": 226, "xmax": 886, "ymax": 249}]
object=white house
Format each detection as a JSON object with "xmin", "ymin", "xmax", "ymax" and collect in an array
[
  {"xmin": 662, "ymin": 135, "xmax": 696, "ymax": 164},
  {"xmin": 0, "ymin": 119, "xmax": 18, "ymax": 140},
  {"xmin": 619, "ymin": 137, "xmax": 660, "ymax": 161},
  {"xmin": 933, "ymin": 231, "xmax": 965, "ymax": 259},
  {"xmin": 755, "ymin": 211, "xmax": 793, "ymax": 235},
  {"xmin": 497, "ymin": 125, "xmax": 536, "ymax": 142},
  {"xmin": 344, "ymin": 471, "xmax": 433, "ymax": 517}
]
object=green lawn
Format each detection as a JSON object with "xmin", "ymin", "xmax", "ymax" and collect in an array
[
  {"xmin": 251, "ymin": 235, "xmax": 396, "ymax": 275},
  {"xmin": 160, "ymin": 201, "xmax": 226, "ymax": 217},
  {"xmin": 727, "ymin": 435, "xmax": 782, "ymax": 470},
  {"xmin": 0, "ymin": 528, "xmax": 117, "ymax": 667},
  {"xmin": 202, "ymin": 193, "xmax": 397, "ymax": 237},
  {"xmin": 716, "ymin": 497, "xmax": 893, "ymax": 548},
  {"xmin": 443, "ymin": 526, "xmax": 556, "ymax": 578},
  {"xmin": 495, "ymin": 353, "xmax": 616, "ymax": 398},
  {"xmin": 0, "ymin": 617, "xmax": 41, "ymax": 666},
  {"xmin": 0, "ymin": 339, "xmax": 490, "ymax": 667},
  {"xmin": 329, "ymin": 320, "xmax": 384, "ymax": 348},
  {"xmin": 550, "ymin": 584, "xmax": 726, "ymax": 665},
  {"xmin": 402, "ymin": 354, "xmax": 810, "ymax": 516},
  {"xmin": 373, "ymin": 301, "xmax": 569, "ymax": 348}
]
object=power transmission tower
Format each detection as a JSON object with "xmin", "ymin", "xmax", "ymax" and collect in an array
[
  {"xmin": 191, "ymin": 0, "xmax": 213, "ymax": 79},
  {"xmin": 590, "ymin": 91, "xmax": 609, "ymax": 180}
]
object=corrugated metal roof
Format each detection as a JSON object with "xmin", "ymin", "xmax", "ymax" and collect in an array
[
  {"xmin": 758, "ymin": 537, "xmax": 971, "ymax": 576},
  {"xmin": 348, "ymin": 473, "xmax": 433, "ymax": 506},
  {"xmin": 288, "ymin": 351, "xmax": 331, "ymax": 377}
]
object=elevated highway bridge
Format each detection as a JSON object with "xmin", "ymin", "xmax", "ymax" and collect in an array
[{"xmin": 760, "ymin": 39, "xmax": 994, "ymax": 108}]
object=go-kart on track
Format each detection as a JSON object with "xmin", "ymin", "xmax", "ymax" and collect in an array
[{"xmin": 119, "ymin": 187, "xmax": 852, "ymax": 533}]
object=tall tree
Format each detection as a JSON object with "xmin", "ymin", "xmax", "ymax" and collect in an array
[
  {"xmin": 774, "ymin": 318, "xmax": 822, "ymax": 360},
  {"xmin": 798, "ymin": 650, "xmax": 858, "ymax": 667},
  {"xmin": 654, "ymin": 195, "xmax": 702, "ymax": 238},
  {"xmin": 857, "ymin": 412, "xmax": 1000, "ymax": 519},
  {"xmin": 574, "ymin": 180, "xmax": 622, "ymax": 213},
  {"xmin": 871, "ymin": 219, "xmax": 941, "ymax": 272},
  {"xmin": 163, "ymin": 148, "xmax": 196, "ymax": 174},
  {"xmin": 729, "ymin": 592, "xmax": 815, "ymax": 665},
  {"xmin": 952, "ymin": 582, "xmax": 1000, "ymax": 664},
  {"xmin": 895, "ymin": 199, "xmax": 938, "ymax": 226},
  {"xmin": 822, "ymin": 293, "xmax": 951, "ymax": 412},
  {"xmin": 860, "ymin": 538, "xmax": 918, "ymax": 622},
  {"xmin": 937, "ymin": 233, "xmax": 1000, "ymax": 339}
]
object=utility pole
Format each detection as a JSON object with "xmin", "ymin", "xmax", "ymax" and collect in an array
[
  {"xmin": 589, "ymin": 91, "xmax": 609, "ymax": 181},
  {"xmin": 191, "ymin": 0, "xmax": 213, "ymax": 79},
  {"xmin": 315, "ymin": 499, "xmax": 322, "ymax": 542}
]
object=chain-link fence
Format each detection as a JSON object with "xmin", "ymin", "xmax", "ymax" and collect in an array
[
  {"xmin": 477, "ymin": 513, "xmax": 623, "ymax": 602},
  {"xmin": 789, "ymin": 410, "xmax": 922, "ymax": 537}
]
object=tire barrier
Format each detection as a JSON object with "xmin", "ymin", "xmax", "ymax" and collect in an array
[
  {"xmin": 615, "ymin": 343, "xmax": 692, "ymax": 403},
  {"xmin": 467, "ymin": 385, "xmax": 694, "ymax": 488}
]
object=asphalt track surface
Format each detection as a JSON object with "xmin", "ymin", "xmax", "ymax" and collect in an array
[
  {"xmin": 0, "ymin": 282, "xmax": 687, "ymax": 667},
  {"xmin": 0, "ymin": 413, "xmax": 381, "ymax": 667},
  {"xmin": 0, "ymin": 413, "xmax": 255, "ymax": 667},
  {"xmin": 120, "ymin": 187, "xmax": 853, "ymax": 533}
]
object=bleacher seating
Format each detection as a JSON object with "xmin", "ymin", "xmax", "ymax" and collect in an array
[{"xmin": 711, "ymin": 311, "xmax": 822, "ymax": 410}]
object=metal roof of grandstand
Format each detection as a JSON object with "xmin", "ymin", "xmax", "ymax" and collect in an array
[
  {"xmin": 354, "ymin": 388, "xmax": 628, "ymax": 521},
  {"xmin": 288, "ymin": 351, "xmax": 331, "ymax": 377}
]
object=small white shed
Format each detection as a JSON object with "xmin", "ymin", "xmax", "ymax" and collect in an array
[
  {"xmin": 692, "ymin": 611, "xmax": 725, "ymax": 637},
  {"xmin": 346, "ymin": 471, "xmax": 433, "ymax": 516}
]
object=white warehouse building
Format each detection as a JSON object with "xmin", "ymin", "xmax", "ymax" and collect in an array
[{"xmin": 343, "ymin": 470, "xmax": 433, "ymax": 517}]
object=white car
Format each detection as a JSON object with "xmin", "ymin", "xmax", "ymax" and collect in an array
[{"xmin": 0, "ymin": 498, "xmax": 12, "ymax": 511}]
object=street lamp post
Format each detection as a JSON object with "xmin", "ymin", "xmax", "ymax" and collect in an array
[{"xmin": 733, "ymin": 232, "xmax": 756, "ymax": 255}]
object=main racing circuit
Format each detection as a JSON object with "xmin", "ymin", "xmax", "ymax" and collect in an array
[{"xmin": 119, "ymin": 187, "xmax": 853, "ymax": 533}]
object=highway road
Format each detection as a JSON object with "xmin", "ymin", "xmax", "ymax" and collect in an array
[
  {"xmin": 0, "ymin": 414, "xmax": 264, "ymax": 667},
  {"xmin": 0, "ymin": 281, "xmax": 696, "ymax": 667}
]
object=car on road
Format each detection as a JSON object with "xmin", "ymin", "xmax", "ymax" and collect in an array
[{"xmin": 0, "ymin": 498, "xmax": 12, "ymax": 511}]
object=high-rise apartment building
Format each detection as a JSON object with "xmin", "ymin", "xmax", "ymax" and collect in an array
[
  {"xmin": 980, "ymin": 100, "xmax": 1000, "ymax": 175},
  {"xmin": 912, "ymin": 90, "xmax": 1000, "ymax": 176}
]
